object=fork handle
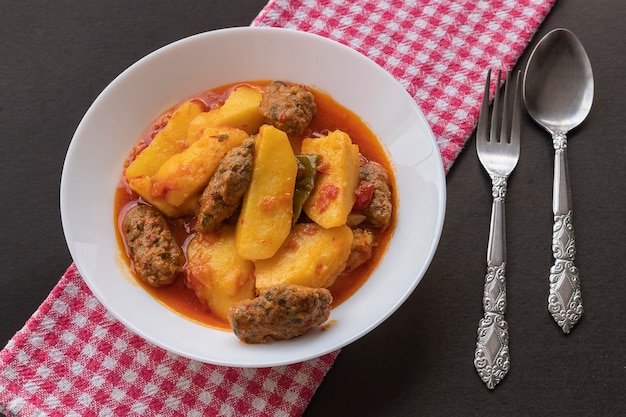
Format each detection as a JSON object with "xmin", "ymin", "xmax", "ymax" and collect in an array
[
  {"xmin": 549, "ymin": 133, "xmax": 583, "ymax": 333},
  {"xmin": 474, "ymin": 175, "xmax": 510, "ymax": 389}
]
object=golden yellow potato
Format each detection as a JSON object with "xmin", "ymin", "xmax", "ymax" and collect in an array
[
  {"xmin": 126, "ymin": 176, "xmax": 198, "ymax": 217},
  {"xmin": 125, "ymin": 101, "xmax": 204, "ymax": 179},
  {"xmin": 301, "ymin": 130, "xmax": 360, "ymax": 229},
  {"xmin": 188, "ymin": 85, "xmax": 264, "ymax": 136},
  {"xmin": 185, "ymin": 226, "xmax": 256, "ymax": 322},
  {"xmin": 125, "ymin": 100, "xmax": 205, "ymax": 216},
  {"xmin": 151, "ymin": 126, "xmax": 248, "ymax": 207},
  {"xmin": 254, "ymin": 223, "xmax": 354, "ymax": 290},
  {"xmin": 236, "ymin": 124, "xmax": 297, "ymax": 260}
]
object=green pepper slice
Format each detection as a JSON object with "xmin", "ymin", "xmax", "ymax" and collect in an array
[{"xmin": 293, "ymin": 154, "xmax": 318, "ymax": 224}]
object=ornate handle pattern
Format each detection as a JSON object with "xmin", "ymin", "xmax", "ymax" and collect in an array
[
  {"xmin": 475, "ymin": 263, "xmax": 510, "ymax": 389},
  {"xmin": 474, "ymin": 175, "xmax": 510, "ymax": 389},
  {"xmin": 549, "ymin": 133, "xmax": 583, "ymax": 333},
  {"xmin": 548, "ymin": 211, "xmax": 583, "ymax": 332}
]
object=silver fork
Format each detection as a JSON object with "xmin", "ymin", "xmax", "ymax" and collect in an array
[{"xmin": 473, "ymin": 69, "xmax": 521, "ymax": 390}]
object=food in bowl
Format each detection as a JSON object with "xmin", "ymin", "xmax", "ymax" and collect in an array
[{"xmin": 115, "ymin": 80, "xmax": 395, "ymax": 343}]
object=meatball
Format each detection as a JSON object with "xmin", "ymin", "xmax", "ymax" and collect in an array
[
  {"xmin": 344, "ymin": 228, "xmax": 375, "ymax": 272},
  {"xmin": 359, "ymin": 161, "xmax": 393, "ymax": 230},
  {"xmin": 196, "ymin": 137, "xmax": 255, "ymax": 233},
  {"xmin": 228, "ymin": 284, "xmax": 332, "ymax": 344},
  {"xmin": 122, "ymin": 205, "xmax": 184, "ymax": 287},
  {"xmin": 259, "ymin": 81, "xmax": 317, "ymax": 136}
]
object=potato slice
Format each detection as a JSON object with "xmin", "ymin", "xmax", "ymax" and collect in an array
[
  {"xmin": 151, "ymin": 126, "xmax": 248, "ymax": 207},
  {"xmin": 301, "ymin": 130, "xmax": 360, "ymax": 228},
  {"xmin": 236, "ymin": 124, "xmax": 297, "ymax": 260},
  {"xmin": 188, "ymin": 85, "xmax": 264, "ymax": 136},
  {"xmin": 255, "ymin": 223, "xmax": 354, "ymax": 290},
  {"xmin": 125, "ymin": 100, "xmax": 205, "ymax": 216},
  {"xmin": 185, "ymin": 226, "xmax": 255, "ymax": 322},
  {"xmin": 125, "ymin": 100, "xmax": 204, "ymax": 179},
  {"xmin": 126, "ymin": 176, "xmax": 198, "ymax": 217}
]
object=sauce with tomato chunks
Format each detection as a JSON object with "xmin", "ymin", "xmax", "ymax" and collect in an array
[{"xmin": 115, "ymin": 80, "xmax": 396, "ymax": 331}]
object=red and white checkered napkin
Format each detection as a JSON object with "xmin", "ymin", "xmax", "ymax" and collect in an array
[
  {"xmin": 1, "ymin": 1, "xmax": 554, "ymax": 416},
  {"xmin": 0, "ymin": 265, "xmax": 339, "ymax": 417}
]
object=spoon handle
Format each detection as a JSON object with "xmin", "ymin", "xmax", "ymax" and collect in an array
[{"xmin": 549, "ymin": 133, "xmax": 583, "ymax": 333}]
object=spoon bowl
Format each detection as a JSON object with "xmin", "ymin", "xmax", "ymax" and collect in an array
[
  {"xmin": 523, "ymin": 28, "xmax": 593, "ymax": 333},
  {"xmin": 524, "ymin": 28, "xmax": 594, "ymax": 134}
]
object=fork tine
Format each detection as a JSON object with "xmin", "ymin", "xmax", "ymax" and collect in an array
[
  {"xmin": 500, "ymin": 71, "xmax": 511, "ymax": 143},
  {"xmin": 510, "ymin": 70, "xmax": 522, "ymax": 148},
  {"xmin": 476, "ymin": 69, "xmax": 491, "ymax": 142},
  {"xmin": 490, "ymin": 70, "xmax": 502, "ymax": 143}
]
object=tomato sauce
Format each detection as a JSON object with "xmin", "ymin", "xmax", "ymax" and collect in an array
[{"xmin": 115, "ymin": 81, "xmax": 396, "ymax": 330}]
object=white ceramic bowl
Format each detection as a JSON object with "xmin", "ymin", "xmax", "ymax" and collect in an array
[{"xmin": 61, "ymin": 27, "xmax": 446, "ymax": 367}]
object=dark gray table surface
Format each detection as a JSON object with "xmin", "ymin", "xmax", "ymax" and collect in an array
[{"xmin": 2, "ymin": 1, "xmax": 625, "ymax": 415}]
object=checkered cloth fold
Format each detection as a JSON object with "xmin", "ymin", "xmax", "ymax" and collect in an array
[{"xmin": 1, "ymin": 1, "xmax": 554, "ymax": 416}]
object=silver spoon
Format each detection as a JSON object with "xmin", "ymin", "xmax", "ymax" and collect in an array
[{"xmin": 523, "ymin": 28, "xmax": 593, "ymax": 333}]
